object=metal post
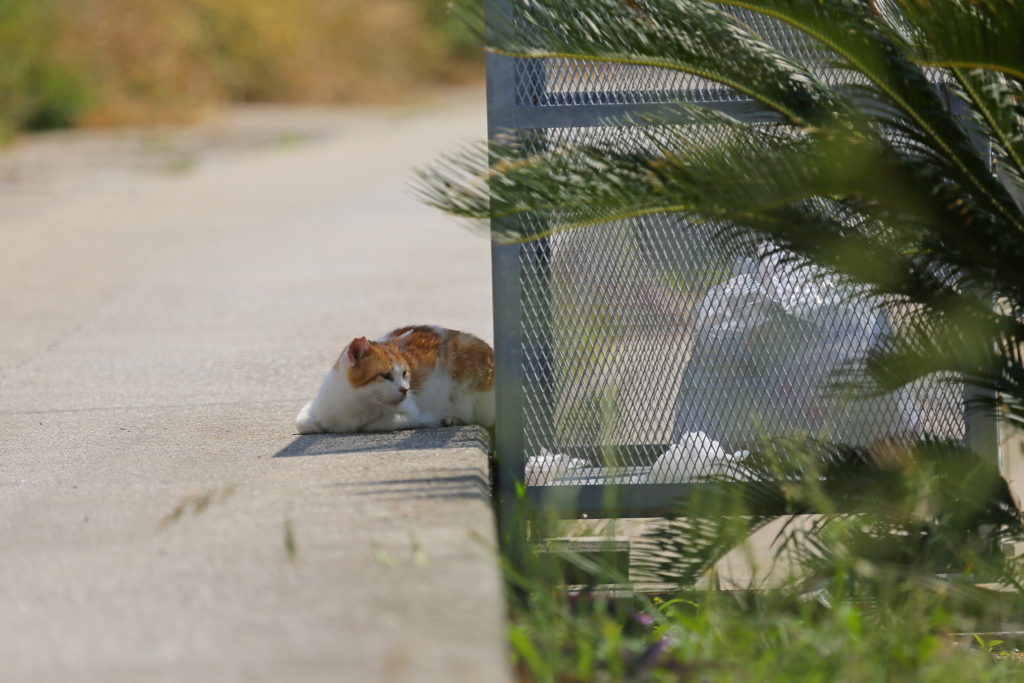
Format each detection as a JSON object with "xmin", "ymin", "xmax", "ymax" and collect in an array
[
  {"xmin": 486, "ymin": 0, "xmax": 529, "ymax": 556},
  {"xmin": 950, "ymin": 93, "xmax": 1002, "ymax": 469}
]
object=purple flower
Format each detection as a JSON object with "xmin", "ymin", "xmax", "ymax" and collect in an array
[{"xmin": 635, "ymin": 612, "xmax": 655, "ymax": 629}]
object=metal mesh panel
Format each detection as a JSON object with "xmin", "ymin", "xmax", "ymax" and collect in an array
[
  {"xmin": 494, "ymin": 1, "xmax": 972, "ymax": 503},
  {"xmin": 519, "ymin": 126, "xmax": 966, "ymax": 489}
]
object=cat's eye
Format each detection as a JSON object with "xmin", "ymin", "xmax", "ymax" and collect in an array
[
  {"xmin": 379, "ymin": 372, "xmax": 392, "ymax": 381},
  {"xmin": 402, "ymin": 370, "xmax": 409, "ymax": 378}
]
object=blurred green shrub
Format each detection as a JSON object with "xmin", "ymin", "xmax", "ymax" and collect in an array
[
  {"xmin": 0, "ymin": 0, "xmax": 92, "ymax": 136},
  {"xmin": 0, "ymin": 0, "xmax": 482, "ymax": 134},
  {"xmin": 22, "ymin": 65, "xmax": 94, "ymax": 131}
]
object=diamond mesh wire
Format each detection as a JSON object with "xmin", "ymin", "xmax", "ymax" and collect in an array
[
  {"xmin": 506, "ymin": 4, "xmax": 967, "ymax": 491},
  {"xmin": 514, "ymin": 7, "xmax": 866, "ymax": 107},
  {"xmin": 518, "ymin": 125, "xmax": 966, "ymax": 488}
]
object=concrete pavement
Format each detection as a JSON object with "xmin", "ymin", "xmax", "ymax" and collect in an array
[{"xmin": 0, "ymin": 90, "xmax": 509, "ymax": 682}]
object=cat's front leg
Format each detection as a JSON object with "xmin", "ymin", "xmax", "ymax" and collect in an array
[
  {"xmin": 416, "ymin": 412, "xmax": 445, "ymax": 428},
  {"xmin": 295, "ymin": 402, "xmax": 325, "ymax": 434},
  {"xmin": 362, "ymin": 397, "xmax": 423, "ymax": 432}
]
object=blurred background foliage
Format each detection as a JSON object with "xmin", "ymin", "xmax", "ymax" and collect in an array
[{"xmin": 0, "ymin": 0, "xmax": 481, "ymax": 137}]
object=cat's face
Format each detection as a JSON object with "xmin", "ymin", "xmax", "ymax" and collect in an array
[{"xmin": 341, "ymin": 337, "xmax": 410, "ymax": 406}]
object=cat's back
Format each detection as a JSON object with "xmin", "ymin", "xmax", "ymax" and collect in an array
[
  {"xmin": 381, "ymin": 325, "xmax": 494, "ymax": 392},
  {"xmin": 381, "ymin": 326, "xmax": 494, "ymax": 427}
]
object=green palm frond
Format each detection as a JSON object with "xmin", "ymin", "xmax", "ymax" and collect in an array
[
  {"xmin": 418, "ymin": 0, "xmax": 1024, "ymax": 329},
  {"xmin": 884, "ymin": 0, "xmax": 1024, "ymax": 191},
  {"xmin": 418, "ymin": 106, "xmax": 829, "ymax": 238},
  {"xmin": 711, "ymin": 0, "xmax": 1024, "ymax": 232},
  {"xmin": 481, "ymin": 0, "xmax": 851, "ymax": 125},
  {"xmin": 865, "ymin": 311, "xmax": 1024, "ymax": 431},
  {"xmin": 863, "ymin": 304, "xmax": 1017, "ymax": 387},
  {"xmin": 633, "ymin": 440, "xmax": 1024, "ymax": 591},
  {"xmin": 421, "ymin": 112, "xmax": 1024, "ymax": 312},
  {"xmin": 632, "ymin": 477, "xmax": 789, "ymax": 587},
  {"xmin": 891, "ymin": 0, "xmax": 1024, "ymax": 82},
  {"xmin": 949, "ymin": 68, "xmax": 1024, "ymax": 195}
]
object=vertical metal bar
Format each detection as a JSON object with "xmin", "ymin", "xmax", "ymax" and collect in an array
[
  {"xmin": 950, "ymin": 93, "xmax": 1001, "ymax": 469},
  {"xmin": 491, "ymin": 239, "xmax": 527, "ymax": 550},
  {"xmin": 486, "ymin": 0, "xmax": 529, "ymax": 554}
]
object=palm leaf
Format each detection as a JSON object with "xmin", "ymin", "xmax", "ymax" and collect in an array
[
  {"xmin": 710, "ymin": 0, "xmax": 1024, "ymax": 234},
  {"xmin": 634, "ymin": 440, "xmax": 1024, "ymax": 590},
  {"xmin": 891, "ymin": 0, "xmax": 1024, "ymax": 83},
  {"xmin": 948, "ymin": 68, "xmax": 1024, "ymax": 196},
  {"xmin": 478, "ymin": 0, "xmax": 852, "ymax": 124}
]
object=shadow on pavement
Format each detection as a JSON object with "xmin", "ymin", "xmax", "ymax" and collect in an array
[
  {"xmin": 272, "ymin": 425, "xmax": 489, "ymax": 458},
  {"xmin": 272, "ymin": 426, "xmax": 493, "ymax": 503},
  {"xmin": 333, "ymin": 470, "xmax": 490, "ymax": 503}
]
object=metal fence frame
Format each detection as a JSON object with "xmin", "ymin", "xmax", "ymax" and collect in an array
[{"xmin": 486, "ymin": 0, "xmax": 1000, "ymax": 542}]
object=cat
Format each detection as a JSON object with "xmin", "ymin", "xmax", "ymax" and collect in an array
[{"xmin": 295, "ymin": 325, "xmax": 495, "ymax": 434}]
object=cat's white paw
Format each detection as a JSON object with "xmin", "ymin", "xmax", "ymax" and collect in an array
[
  {"xmin": 295, "ymin": 402, "xmax": 323, "ymax": 434},
  {"xmin": 363, "ymin": 412, "xmax": 419, "ymax": 432},
  {"xmin": 418, "ymin": 413, "xmax": 445, "ymax": 428}
]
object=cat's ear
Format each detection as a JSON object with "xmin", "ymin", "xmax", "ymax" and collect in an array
[{"xmin": 347, "ymin": 337, "xmax": 370, "ymax": 364}]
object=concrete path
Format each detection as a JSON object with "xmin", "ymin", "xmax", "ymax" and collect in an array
[{"xmin": 0, "ymin": 90, "xmax": 509, "ymax": 682}]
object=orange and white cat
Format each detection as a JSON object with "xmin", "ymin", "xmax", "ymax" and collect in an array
[{"xmin": 295, "ymin": 325, "xmax": 495, "ymax": 433}]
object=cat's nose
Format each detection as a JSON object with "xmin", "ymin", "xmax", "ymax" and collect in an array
[{"xmin": 399, "ymin": 386, "xmax": 409, "ymax": 395}]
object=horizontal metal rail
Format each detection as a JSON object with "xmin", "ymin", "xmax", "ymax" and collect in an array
[{"xmin": 526, "ymin": 481, "xmax": 792, "ymax": 519}]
